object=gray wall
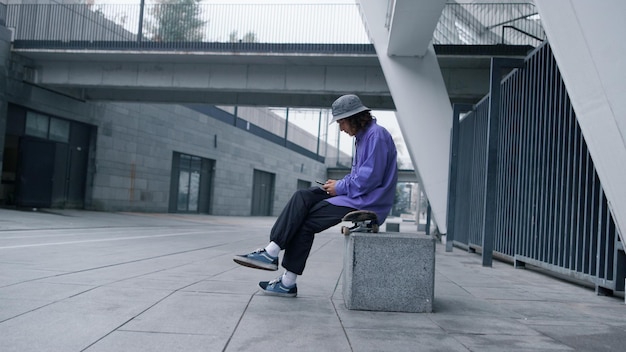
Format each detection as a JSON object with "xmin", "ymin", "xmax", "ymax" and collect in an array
[
  {"xmin": 3, "ymin": 71, "xmax": 329, "ymax": 216},
  {"xmin": 90, "ymin": 102, "xmax": 328, "ymax": 215}
]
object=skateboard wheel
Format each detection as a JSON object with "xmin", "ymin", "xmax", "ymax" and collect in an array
[
  {"xmin": 341, "ymin": 226, "xmax": 350, "ymax": 235},
  {"xmin": 371, "ymin": 224, "xmax": 379, "ymax": 233}
]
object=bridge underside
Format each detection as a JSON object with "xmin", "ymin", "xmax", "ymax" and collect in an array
[{"xmin": 13, "ymin": 45, "xmax": 530, "ymax": 109}]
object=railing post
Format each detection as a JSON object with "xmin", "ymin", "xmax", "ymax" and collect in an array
[
  {"xmin": 446, "ymin": 103, "xmax": 473, "ymax": 252},
  {"xmin": 426, "ymin": 201, "xmax": 431, "ymax": 236},
  {"xmin": 0, "ymin": 14, "xmax": 10, "ymax": 183},
  {"xmin": 482, "ymin": 57, "xmax": 524, "ymax": 267},
  {"xmin": 316, "ymin": 109, "xmax": 322, "ymax": 158},
  {"xmin": 0, "ymin": 1, "xmax": 6, "ymax": 27},
  {"xmin": 284, "ymin": 107, "xmax": 289, "ymax": 147},
  {"xmin": 137, "ymin": 0, "xmax": 145, "ymax": 43},
  {"xmin": 615, "ymin": 238, "xmax": 625, "ymax": 292}
]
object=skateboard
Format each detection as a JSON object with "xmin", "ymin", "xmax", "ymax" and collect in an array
[{"xmin": 341, "ymin": 210, "xmax": 379, "ymax": 235}]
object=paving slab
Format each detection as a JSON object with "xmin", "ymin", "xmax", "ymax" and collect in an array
[
  {"xmin": 346, "ymin": 329, "xmax": 469, "ymax": 352},
  {"xmin": 451, "ymin": 333, "xmax": 574, "ymax": 352},
  {"xmin": 85, "ymin": 330, "xmax": 216, "ymax": 352},
  {"xmin": 333, "ymin": 304, "xmax": 443, "ymax": 333},
  {"xmin": 528, "ymin": 323, "xmax": 626, "ymax": 351},
  {"xmin": 227, "ymin": 295, "xmax": 352, "ymax": 352},
  {"xmin": 120, "ymin": 291, "xmax": 249, "ymax": 336}
]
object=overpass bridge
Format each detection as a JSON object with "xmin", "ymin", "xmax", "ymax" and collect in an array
[
  {"xmin": 11, "ymin": 42, "xmax": 532, "ymax": 110},
  {"xmin": 6, "ymin": 3, "xmax": 535, "ymax": 109}
]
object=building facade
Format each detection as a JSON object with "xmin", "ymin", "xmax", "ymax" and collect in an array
[{"xmin": 1, "ymin": 64, "xmax": 333, "ymax": 216}]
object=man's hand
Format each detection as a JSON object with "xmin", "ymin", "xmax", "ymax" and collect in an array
[{"xmin": 322, "ymin": 179, "xmax": 338, "ymax": 196}]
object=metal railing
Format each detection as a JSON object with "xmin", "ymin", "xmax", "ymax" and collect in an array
[
  {"xmin": 6, "ymin": 3, "xmax": 370, "ymax": 52},
  {"xmin": 5, "ymin": 3, "xmax": 545, "ymax": 50},
  {"xmin": 435, "ymin": 2, "xmax": 544, "ymax": 45},
  {"xmin": 0, "ymin": 3, "xmax": 6, "ymax": 27},
  {"xmin": 449, "ymin": 42, "xmax": 625, "ymax": 294}
]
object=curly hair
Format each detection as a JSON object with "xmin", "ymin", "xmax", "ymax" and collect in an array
[{"xmin": 343, "ymin": 110, "xmax": 373, "ymax": 133}]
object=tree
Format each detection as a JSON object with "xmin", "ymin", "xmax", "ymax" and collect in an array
[
  {"xmin": 148, "ymin": 0, "xmax": 206, "ymax": 42},
  {"xmin": 228, "ymin": 30, "xmax": 258, "ymax": 43}
]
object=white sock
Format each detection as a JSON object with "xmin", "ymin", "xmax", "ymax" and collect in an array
[
  {"xmin": 264, "ymin": 241, "xmax": 281, "ymax": 257},
  {"xmin": 281, "ymin": 270, "xmax": 297, "ymax": 287}
]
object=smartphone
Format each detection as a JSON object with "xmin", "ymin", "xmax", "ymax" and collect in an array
[{"xmin": 315, "ymin": 180, "xmax": 325, "ymax": 185}]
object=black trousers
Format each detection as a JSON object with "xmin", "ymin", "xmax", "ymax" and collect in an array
[{"xmin": 269, "ymin": 187, "xmax": 355, "ymax": 275}]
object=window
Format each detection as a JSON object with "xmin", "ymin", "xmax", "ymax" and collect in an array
[
  {"xmin": 170, "ymin": 152, "xmax": 214, "ymax": 214},
  {"xmin": 49, "ymin": 118, "xmax": 70, "ymax": 143},
  {"xmin": 177, "ymin": 154, "xmax": 202, "ymax": 212},
  {"xmin": 25, "ymin": 112, "xmax": 49, "ymax": 138},
  {"xmin": 25, "ymin": 111, "xmax": 70, "ymax": 143}
]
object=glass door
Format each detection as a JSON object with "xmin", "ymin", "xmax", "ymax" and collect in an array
[{"xmin": 177, "ymin": 154, "xmax": 202, "ymax": 212}]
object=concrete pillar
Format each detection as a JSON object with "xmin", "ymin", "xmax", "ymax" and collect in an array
[{"xmin": 0, "ymin": 21, "xmax": 11, "ymax": 179}]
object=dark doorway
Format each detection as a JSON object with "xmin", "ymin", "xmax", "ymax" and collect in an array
[
  {"xmin": 169, "ymin": 152, "xmax": 214, "ymax": 213},
  {"xmin": 16, "ymin": 138, "xmax": 55, "ymax": 208},
  {"xmin": 251, "ymin": 169, "xmax": 275, "ymax": 216},
  {"xmin": 64, "ymin": 123, "xmax": 92, "ymax": 208},
  {"xmin": 2, "ymin": 106, "xmax": 94, "ymax": 209}
]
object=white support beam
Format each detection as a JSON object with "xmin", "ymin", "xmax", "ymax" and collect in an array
[
  {"xmin": 358, "ymin": 0, "xmax": 451, "ymax": 233},
  {"xmin": 534, "ymin": 0, "xmax": 626, "ymax": 243},
  {"xmin": 387, "ymin": 0, "xmax": 446, "ymax": 57}
]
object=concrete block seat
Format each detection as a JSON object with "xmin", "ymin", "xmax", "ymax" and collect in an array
[{"xmin": 343, "ymin": 232, "xmax": 435, "ymax": 313}]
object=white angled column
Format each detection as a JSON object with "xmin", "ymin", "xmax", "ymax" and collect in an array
[
  {"xmin": 534, "ymin": 0, "xmax": 626, "ymax": 244},
  {"xmin": 357, "ymin": 0, "xmax": 452, "ymax": 233}
]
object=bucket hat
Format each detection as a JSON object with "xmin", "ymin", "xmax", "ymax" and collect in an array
[{"xmin": 330, "ymin": 94, "xmax": 371, "ymax": 124}]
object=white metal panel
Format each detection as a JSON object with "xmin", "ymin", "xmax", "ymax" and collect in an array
[
  {"xmin": 387, "ymin": 0, "xmax": 446, "ymax": 57},
  {"xmin": 358, "ymin": 0, "xmax": 451, "ymax": 233},
  {"xmin": 535, "ymin": 0, "xmax": 626, "ymax": 242}
]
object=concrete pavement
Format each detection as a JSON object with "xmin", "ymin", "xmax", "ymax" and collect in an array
[{"xmin": 1, "ymin": 208, "xmax": 625, "ymax": 351}]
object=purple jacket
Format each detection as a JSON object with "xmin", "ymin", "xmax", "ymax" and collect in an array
[{"xmin": 327, "ymin": 120, "xmax": 398, "ymax": 223}]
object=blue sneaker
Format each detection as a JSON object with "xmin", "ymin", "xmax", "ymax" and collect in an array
[
  {"xmin": 259, "ymin": 277, "xmax": 297, "ymax": 297},
  {"xmin": 233, "ymin": 249, "xmax": 278, "ymax": 271}
]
